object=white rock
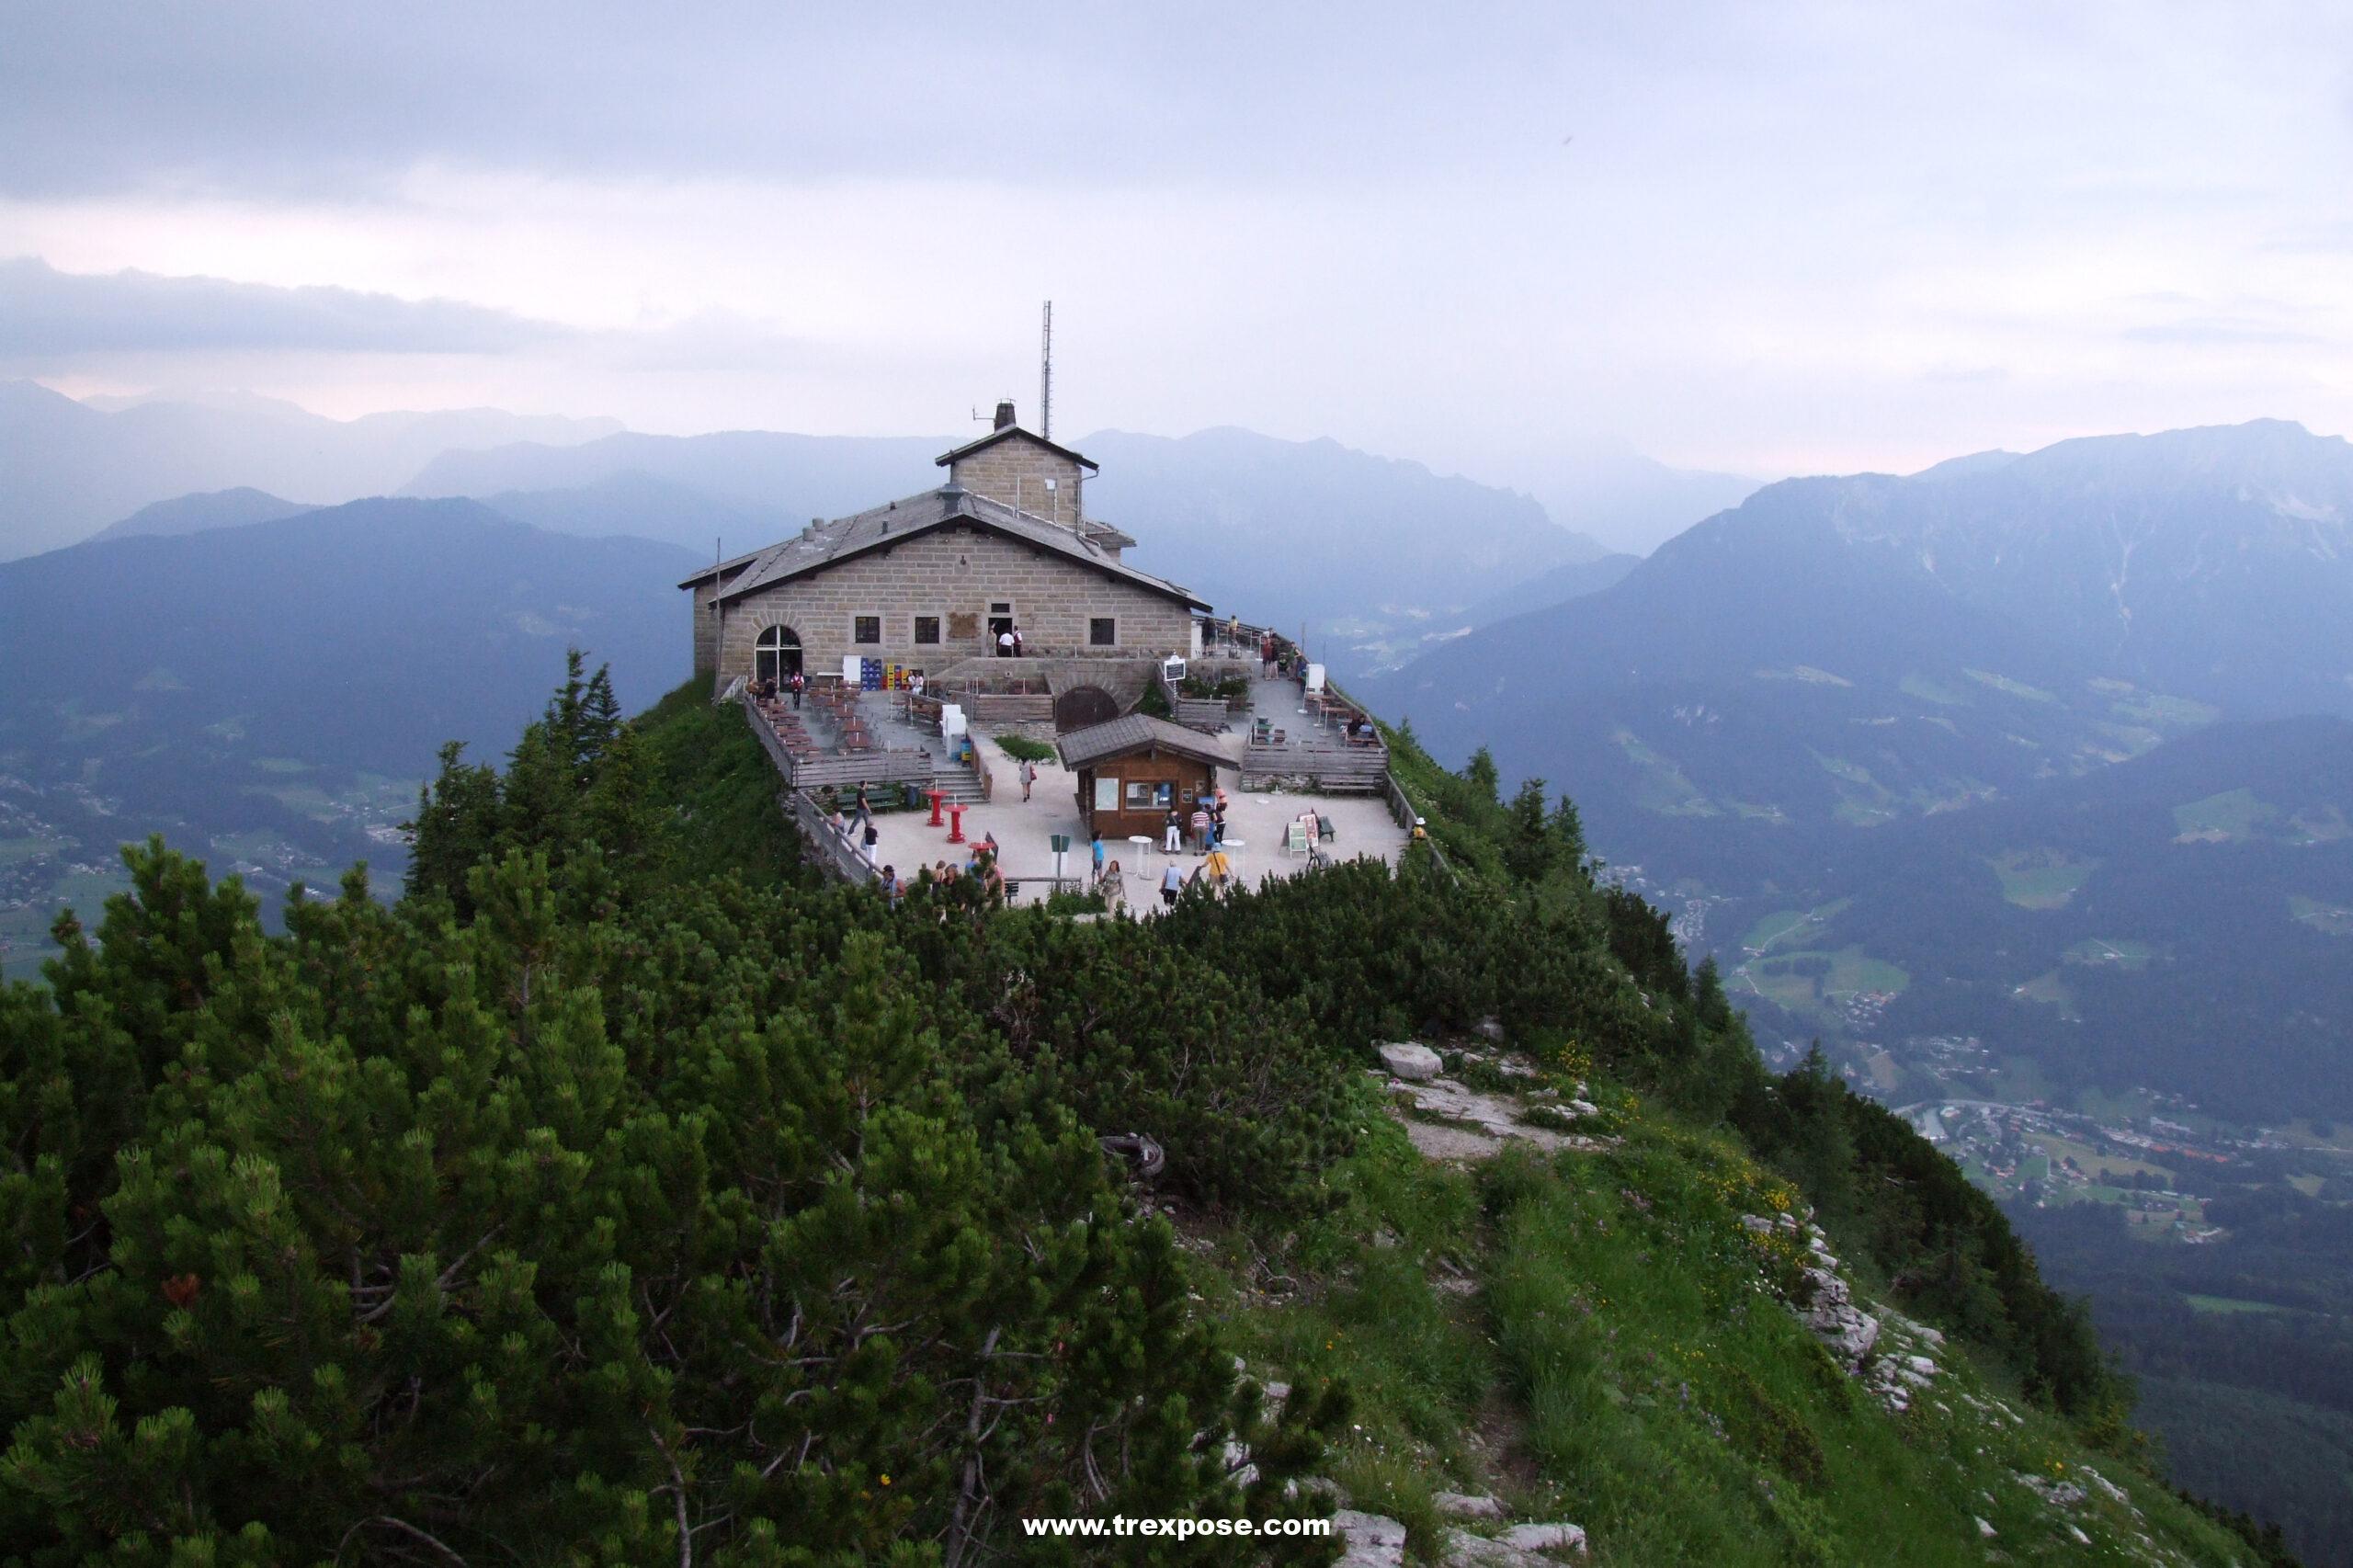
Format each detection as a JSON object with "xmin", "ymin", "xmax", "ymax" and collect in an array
[
  {"xmin": 2068, "ymin": 1525, "xmax": 2092, "ymax": 1546},
  {"xmin": 1434, "ymin": 1492, "xmax": 1506, "ymax": 1520},
  {"xmin": 1441, "ymin": 1531, "xmax": 1549, "ymax": 1567},
  {"xmin": 1740, "ymin": 1215, "xmax": 1775, "ymax": 1234},
  {"xmin": 1974, "ymin": 1517, "xmax": 1996, "ymax": 1539},
  {"xmin": 1379, "ymin": 1042, "xmax": 1445, "ymax": 1081},
  {"xmin": 1334, "ymin": 1509, "xmax": 1408, "ymax": 1568},
  {"xmin": 1499, "ymin": 1521, "xmax": 1589, "ymax": 1556},
  {"xmin": 1904, "ymin": 1355, "xmax": 1937, "ymax": 1377},
  {"xmin": 1566, "ymin": 1099, "xmax": 1600, "ymax": 1117},
  {"xmin": 1475, "ymin": 1017, "xmax": 1506, "ymax": 1041},
  {"xmin": 1286, "ymin": 1474, "xmax": 1347, "ymax": 1502}
]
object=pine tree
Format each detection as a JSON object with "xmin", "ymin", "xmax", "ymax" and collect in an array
[
  {"xmin": 1501, "ymin": 778, "xmax": 1555, "ymax": 883},
  {"xmin": 1463, "ymin": 745, "xmax": 1500, "ymax": 805}
]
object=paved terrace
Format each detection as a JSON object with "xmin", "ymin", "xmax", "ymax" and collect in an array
[{"xmin": 847, "ymin": 676, "xmax": 1411, "ymax": 907}]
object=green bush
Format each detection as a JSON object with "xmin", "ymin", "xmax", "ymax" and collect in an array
[{"xmin": 995, "ymin": 733, "xmax": 1057, "ymax": 764}]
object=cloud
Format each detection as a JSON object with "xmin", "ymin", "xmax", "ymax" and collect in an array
[
  {"xmin": 0, "ymin": 256, "xmax": 571, "ymax": 356},
  {"xmin": 2121, "ymin": 315, "xmax": 2326, "ymax": 347}
]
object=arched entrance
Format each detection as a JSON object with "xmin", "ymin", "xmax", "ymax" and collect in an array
[
  {"xmin": 754, "ymin": 625, "xmax": 802, "ymax": 683},
  {"xmin": 1054, "ymin": 684, "xmax": 1121, "ymax": 732}
]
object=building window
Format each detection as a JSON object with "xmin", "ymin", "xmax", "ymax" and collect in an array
[
  {"xmin": 913, "ymin": 615, "xmax": 941, "ymax": 645},
  {"xmin": 853, "ymin": 615, "xmax": 881, "ymax": 644},
  {"xmin": 1088, "ymin": 617, "xmax": 1117, "ymax": 647}
]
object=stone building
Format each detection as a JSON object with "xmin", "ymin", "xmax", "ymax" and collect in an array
[{"xmin": 680, "ymin": 403, "xmax": 1208, "ymax": 705}]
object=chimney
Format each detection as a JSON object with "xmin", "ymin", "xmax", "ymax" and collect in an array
[{"xmin": 993, "ymin": 399, "xmax": 1017, "ymax": 431}]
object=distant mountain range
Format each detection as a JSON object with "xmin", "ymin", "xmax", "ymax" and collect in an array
[
  {"xmin": 0, "ymin": 498, "xmax": 694, "ymax": 978},
  {"xmin": 91, "ymin": 486, "xmax": 314, "ymax": 540},
  {"xmin": 1370, "ymin": 418, "xmax": 2353, "ymax": 881},
  {"xmin": 0, "ymin": 381, "xmax": 620, "ymax": 560}
]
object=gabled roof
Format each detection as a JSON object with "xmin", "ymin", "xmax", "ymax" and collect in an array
[
  {"xmin": 935, "ymin": 424, "xmax": 1098, "ymax": 472},
  {"xmin": 678, "ymin": 484, "xmax": 1208, "ymax": 610},
  {"xmin": 676, "ymin": 544, "xmax": 767, "ymax": 589},
  {"xmin": 1057, "ymin": 713, "xmax": 1230, "ymax": 773}
]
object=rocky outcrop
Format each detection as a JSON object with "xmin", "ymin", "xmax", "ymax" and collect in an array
[
  {"xmin": 1378, "ymin": 1041, "xmax": 1445, "ymax": 1081},
  {"xmin": 1334, "ymin": 1509, "xmax": 1408, "ymax": 1568},
  {"xmin": 1435, "ymin": 1492, "xmax": 1506, "ymax": 1520},
  {"xmin": 1439, "ymin": 1521, "xmax": 1589, "ymax": 1564},
  {"xmin": 1799, "ymin": 1263, "xmax": 1881, "ymax": 1372}
]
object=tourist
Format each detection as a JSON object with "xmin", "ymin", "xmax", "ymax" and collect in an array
[
  {"xmin": 997, "ymin": 627, "xmax": 1015, "ymax": 658},
  {"xmin": 789, "ymin": 669, "xmax": 805, "ymax": 710},
  {"xmin": 1159, "ymin": 861, "xmax": 1183, "ymax": 907},
  {"xmin": 827, "ymin": 807, "xmax": 848, "ymax": 837},
  {"xmin": 852, "ymin": 784, "xmax": 872, "ymax": 831},
  {"xmin": 1204, "ymin": 846, "xmax": 1233, "ymax": 891},
  {"xmin": 1162, "ymin": 810, "xmax": 1182, "ymax": 855},
  {"xmin": 910, "ymin": 669, "xmax": 926, "ymax": 698},
  {"xmin": 1259, "ymin": 632, "xmax": 1275, "ymax": 676},
  {"xmin": 879, "ymin": 865, "xmax": 900, "ymax": 907},
  {"xmin": 1101, "ymin": 859, "xmax": 1124, "ymax": 907},
  {"xmin": 861, "ymin": 819, "xmax": 879, "ymax": 856},
  {"xmin": 1020, "ymin": 757, "xmax": 1037, "ymax": 801},
  {"xmin": 1011, "ymin": 627, "xmax": 1025, "ymax": 657},
  {"xmin": 1091, "ymin": 833, "xmax": 1105, "ymax": 881},
  {"xmin": 1189, "ymin": 802, "xmax": 1211, "ymax": 855}
]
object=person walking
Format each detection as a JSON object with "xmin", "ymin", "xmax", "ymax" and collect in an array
[
  {"xmin": 1020, "ymin": 757, "xmax": 1037, "ymax": 801},
  {"xmin": 1159, "ymin": 861, "xmax": 1183, "ymax": 908},
  {"xmin": 789, "ymin": 668, "xmax": 804, "ymax": 710},
  {"xmin": 852, "ymin": 783, "xmax": 871, "ymax": 831},
  {"xmin": 1091, "ymin": 833, "xmax": 1105, "ymax": 883}
]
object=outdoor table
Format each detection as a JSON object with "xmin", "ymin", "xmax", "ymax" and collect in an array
[
  {"xmin": 947, "ymin": 803, "xmax": 968, "ymax": 844},
  {"xmin": 1127, "ymin": 835, "xmax": 1154, "ymax": 863},
  {"xmin": 925, "ymin": 789, "xmax": 947, "ymax": 826}
]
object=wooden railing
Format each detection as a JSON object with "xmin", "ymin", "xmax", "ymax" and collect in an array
[{"xmin": 783, "ymin": 790, "xmax": 879, "ymax": 885}]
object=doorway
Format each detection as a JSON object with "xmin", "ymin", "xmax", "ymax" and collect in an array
[{"xmin": 754, "ymin": 624, "xmax": 802, "ymax": 683}]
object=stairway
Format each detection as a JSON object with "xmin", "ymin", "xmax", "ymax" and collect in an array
[{"xmin": 927, "ymin": 758, "xmax": 988, "ymax": 806}]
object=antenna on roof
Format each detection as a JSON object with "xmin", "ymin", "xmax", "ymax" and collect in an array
[{"xmin": 1040, "ymin": 300, "xmax": 1052, "ymax": 441}]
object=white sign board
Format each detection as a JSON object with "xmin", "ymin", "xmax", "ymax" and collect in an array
[
  {"xmin": 1304, "ymin": 662, "xmax": 1326, "ymax": 694},
  {"xmin": 942, "ymin": 703, "xmax": 968, "ymax": 738}
]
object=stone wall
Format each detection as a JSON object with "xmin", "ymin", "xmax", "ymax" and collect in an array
[
  {"xmin": 948, "ymin": 439, "xmax": 1086, "ymax": 529},
  {"xmin": 700, "ymin": 526, "xmax": 1194, "ymax": 677}
]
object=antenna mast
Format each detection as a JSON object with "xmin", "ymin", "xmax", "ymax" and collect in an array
[{"xmin": 1040, "ymin": 301, "xmax": 1052, "ymax": 440}]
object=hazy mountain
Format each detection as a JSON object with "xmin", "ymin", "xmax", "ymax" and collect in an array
[
  {"xmin": 0, "ymin": 381, "xmax": 620, "ymax": 560},
  {"xmin": 404, "ymin": 429, "xmax": 948, "ymax": 528},
  {"xmin": 1461, "ymin": 551, "xmax": 1643, "ymax": 627},
  {"xmin": 1368, "ymin": 419, "xmax": 2353, "ymax": 879},
  {"xmin": 1500, "ymin": 437, "xmax": 1760, "ymax": 555},
  {"xmin": 1777, "ymin": 715, "xmax": 2353, "ymax": 1119},
  {"xmin": 410, "ymin": 422, "xmax": 1613, "ymax": 678},
  {"xmin": 474, "ymin": 470, "xmax": 795, "ymax": 557},
  {"xmin": 1083, "ymin": 427, "xmax": 1607, "ymax": 663},
  {"xmin": 0, "ymin": 498, "xmax": 696, "ymax": 977},
  {"xmin": 91, "ymin": 485, "xmax": 313, "ymax": 540}
]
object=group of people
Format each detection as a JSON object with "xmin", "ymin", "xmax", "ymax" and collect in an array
[
  {"xmin": 872, "ymin": 840, "xmax": 1006, "ymax": 910},
  {"xmin": 754, "ymin": 668, "xmax": 808, "ymax": 710},
  {"xmin": 1163, "ymin": 790, "xmax": 1231, "ymax": 855},
  {"xmin": 995, "ymin": 625, "xmax": 1026, "ymax": 657}
]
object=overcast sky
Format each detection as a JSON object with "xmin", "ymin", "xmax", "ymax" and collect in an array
[{"xmin": 5, "ymin": 0, "xmax": 2350, "ymax": 491}]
